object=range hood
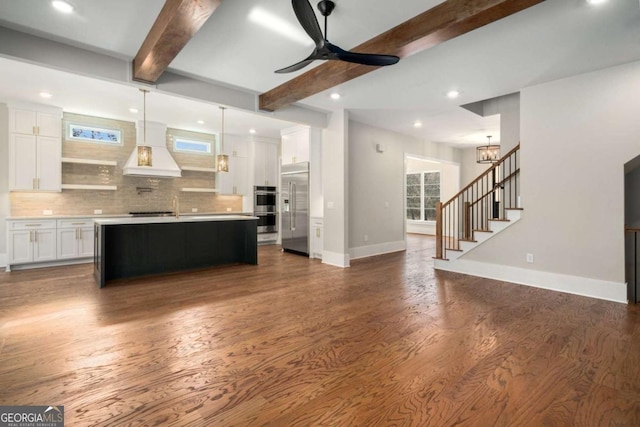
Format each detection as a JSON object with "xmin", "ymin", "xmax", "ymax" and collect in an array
[{"xmin": 123, "ymin": 120, "xmax": 181, "ymax": 178}]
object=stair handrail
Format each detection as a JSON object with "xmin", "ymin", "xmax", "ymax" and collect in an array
[{"xmin": 436, "ymin": 143, "xmax": 520, "ymax": 260}]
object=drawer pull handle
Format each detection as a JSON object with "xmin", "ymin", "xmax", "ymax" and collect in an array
[{"xmin": 71, "ymin": 222, "xmax": 86, "ymax": 225}]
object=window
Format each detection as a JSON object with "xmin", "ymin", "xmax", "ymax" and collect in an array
[
  {"xmin": 173, "ymin": 138, "xmax": 212, "ymax": 155},
  {"xmin": 406, "ymin": 171, "xmax": 440, "ymax": 221},
  {"xmin": 67, "ymin": 124, "xmax": 122, "ymax": 145}
]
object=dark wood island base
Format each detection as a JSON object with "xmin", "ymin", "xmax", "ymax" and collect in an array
[{"xmin": 94, "ymin": 216, "xmax": 258, "ymax": 287}]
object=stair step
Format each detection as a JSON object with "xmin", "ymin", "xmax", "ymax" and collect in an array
[
  {"xmin": 505, "ymin": 208, "xmax": 523, "ymax": 210},
  {"xmin": 459, "ymin": 238, "xmax": 477, "ymax": 243},
  {"xmin": 489, "ymin": 218, "xmax": 510, "ymax": 222},
  {"xmin": 445, "ymin": 248, "xmax": 463, "ymax": 252},
  {"xmin": 432, "ymin": 257, "xmax": 449, "ymax": 261},
  {"xmin": 473, "ymin": 229, "xmax": 493, "ymax": 233}
]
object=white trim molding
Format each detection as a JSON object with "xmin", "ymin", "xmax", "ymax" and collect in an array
[
  {"xmin": 322, "ymin": 250, "xmax": 350, "ymax": 268},
  {"xmin": 350, "ymin": 240, "xmax": 406, "ymax": 260},
  {"xmin": 435, "ymin": 259, "xmax": 627, "ymax": 303}
]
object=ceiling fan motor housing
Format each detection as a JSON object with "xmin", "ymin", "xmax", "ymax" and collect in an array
[{"xmin": 318, "ymin": 0, "xmax": 335, "ymax": 17}]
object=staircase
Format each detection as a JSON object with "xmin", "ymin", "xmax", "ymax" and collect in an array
[{"xmin": 434, "ymin": 144, "xmax": 520, "ymax": 268}]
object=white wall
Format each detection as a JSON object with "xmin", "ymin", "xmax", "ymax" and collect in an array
[
  {"xmin": 348, "ymin": 120, "xmax": 461, "ymax": 257},
  {"xmin": 460, "ymin": 147, "xmax": 491, "ymax": 188},
  {"xmin": 0, "ymin": 104, "xmax": 8, "ymax": 266},
  {"xmin": 463, "ymin": 61, "xmax": 640, "ymax": 291}
]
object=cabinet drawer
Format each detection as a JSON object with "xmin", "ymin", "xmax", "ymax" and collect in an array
[
  {"xmin": 7, "ymin": 220, "xmax": 57, "ymax": 230},
  {"xmin": 57, "ymin": 219, "xmax": 94, "ymax": 229}
]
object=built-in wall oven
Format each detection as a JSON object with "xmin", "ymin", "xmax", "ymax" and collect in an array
[{"xmin": 254, "ymin": 186, "xmax": 278, "ymax": 243}]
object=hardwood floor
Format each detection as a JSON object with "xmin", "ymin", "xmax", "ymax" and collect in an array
[{"xmin": 1, "ymin": 234, "xmax": 639, "ymax": 426}]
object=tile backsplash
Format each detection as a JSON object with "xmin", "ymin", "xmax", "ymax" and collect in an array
[{"xmin": 10, "ymin": 112, "xmax": 242, "ymax": 216}]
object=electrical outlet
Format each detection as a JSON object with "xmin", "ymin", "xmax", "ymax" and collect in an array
[
  {"xmin": 191, "ymin": 208, "xmax": 198, "ymax": 213},
  {"xmin": 364, "ymin": 234, "xmax": 368, "ymax": 242},
  {"xmin": 226, "ymin": 207, "xmax": 232, "ymax": 212},
  {"xmin": 526, "ymin": 253, "xmax": 534, "ymax": 263},
  {"xmin": 43, "ymin": 209, "xmax": 53, "ymax": 215},
  {"xmin": 94, "ymin": 209, "xmax": 102, "ymax": 215}
]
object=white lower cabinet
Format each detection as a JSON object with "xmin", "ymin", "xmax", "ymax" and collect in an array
[
  {"xmin": 311, "ymin": 217, "xmax": 323, "ymax": 259},
  {"xmin": 7, "ymin": 220, "xmax": 57, "ymax": 265},
  {"xmin": 7, "ymin": 218, "xmax": 95, "ymax": 269},
  {"xmin": 57, "ymin": 219, "xmax": 94, "ymax": 259}
]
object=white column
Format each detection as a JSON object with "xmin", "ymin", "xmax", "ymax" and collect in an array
[{"xmin": 321, "ymin": 110, "xmax": 349, "ymax": 267}]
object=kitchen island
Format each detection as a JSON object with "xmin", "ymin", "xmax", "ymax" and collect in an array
[{"xmin": 94, "ymin": 215, "xmax": 258, "ymax": 287}]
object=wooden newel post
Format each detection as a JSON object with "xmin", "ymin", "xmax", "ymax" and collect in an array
[{"xmin": 436, "ymin": 202, "xmax": 443, "ymax": 259}]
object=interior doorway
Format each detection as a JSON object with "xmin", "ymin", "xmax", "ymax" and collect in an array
[
  {"xmin": 404, "ymin": 154, "xmax": 460, "ymax": 236},
  {"xmin": 625, "ymin": 155, "xmax": 640, "ymax": 303}
]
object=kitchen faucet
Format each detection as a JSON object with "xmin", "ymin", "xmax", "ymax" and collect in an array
[{"xmin": 172, "ymin": 196, "xmax": 180, "ymax": 219}]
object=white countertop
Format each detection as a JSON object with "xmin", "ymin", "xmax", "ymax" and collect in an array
[
  {"xmin": 7, "ymin": 212, "xmax": 252, "ymax": 220},
  {"xmin": 94, "ymin": 215, "xmax": 258, "ymax": 225}
]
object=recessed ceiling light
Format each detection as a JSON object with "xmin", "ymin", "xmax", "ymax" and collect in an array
[
  {"xmin": 197, "ymin": 120, "xmax": 205, "ymax": 125},
  {"xmin": 249, "ymin": 128, "xmax": 257, "ymax": 134},
  {"xmin": 413, "ymin": 121, "xmax": 423, "ymax": 128},
  {"xmin": 330, "ymin": 93, "xmax": 341, "ymax": 100},
  {"xmin": 129, "ymin": 108, "xmax": 138, "ymax": 114},
  {"xmin": 586, "ymin": 0, "xmax": 607, "ymax": 4},
  {"xmin": 447, "ymin": 90, "xmax": 460, "ymax": 99},
  {"xmin": 39, "ymin": 92, "xmax": 53, "ymax": 99},
  {"xmin": 51, "ymin": 0, "xmax": 74, "ymax": 14}
]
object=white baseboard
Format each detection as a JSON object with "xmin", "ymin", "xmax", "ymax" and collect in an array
[
  {"xmin": 406, "ymin": 222, "xmax": 435, "ymax": 235},
  {"xmin": 322, "ymin": 250, "xmax": 350, "ymax": 268},
  {"xmin": 350, "ymin": 240, "xmax": 406, "ymax": 260},
  {"xmin": 435, "ymin": 259, "xmax": 627, "ymax": 303},
  {"xmin": 0, "ymin": 253, "xmax": 6, "ymax": 268}
]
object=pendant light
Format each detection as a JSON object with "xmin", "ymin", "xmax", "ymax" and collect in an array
[
  {"xmin": 217, "ymin": 106, "xmax": 229, "ymax": 173},
  {"xmin": 476, "ymin": 135, "xmax": 500, "ymax": 164},
  {"xmin": 138, "ymin": 89, "xmax": 152, "ymax": 167}
]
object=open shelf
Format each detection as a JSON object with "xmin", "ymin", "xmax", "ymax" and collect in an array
[
  {"xmin": 61, "ymin": 184, "xmax": 118, "ymax": 191},
  {"xmin": 181, "ymin": 166, "xmax": 216, "ymax": 173},
  {"xmin": 180, "ymin": 188, "xmax": 219, "ymax": 193},
  {"xmin": 61, "ymin": 157, "xmax": 117, "ymax": 166}
]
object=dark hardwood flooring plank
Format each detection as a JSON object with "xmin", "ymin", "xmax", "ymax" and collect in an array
[{"xmin": 1, "ymin": 235, "xmax": 639, "ymax": 426}]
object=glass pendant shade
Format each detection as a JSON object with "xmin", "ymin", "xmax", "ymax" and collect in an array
[
  {"xmin": 217, "ymin": 106, "xmax": 229, "ymax": 172},
  {"xmin": 217, "ymin": 154, "xmax": 229, "ymax": 172},
  {"xmin": 476, "ymin": 136, "xmax": 500, "ymax": 164},
  {"xmin": 138, "ymin": 146, "xmax": 152, "ymax": 166},
  {"xmin": 138, "ymin": 88, "xmax": 152, "ymax": 167}
]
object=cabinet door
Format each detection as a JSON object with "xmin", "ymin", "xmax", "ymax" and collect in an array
[
  {"xmin": 264, "ymin": 143, "xmax": 278, "ymax": 186},
  {"xmin": 57, "ymin": 228, "xmax": 78, "ymax": 259},
  {"xmin": 9, "ymin": 134, "xmax": 37, "ymax": 190},
  {"xmin": 78, "ymin": 227, "xmax": 95, "ymax": 258},
  {"xmin": 33, "ymin": 229, "xmax": 57, "ymax": 262},
  {"xmin": 281, "ymin": 134, "xmax": 296, "ymax": 165},
  {"xmin": 36, "ymin": 136, "xmax": 62, "ymax": 191},
  {"xmin": 9, "ymin": 230, "xmax": 33, "ymax": 264},
  {"xmin": 37, "ymin": 112, "xmax": 62, "ymax": 138},
  {"xmin": 295, "ymin": 130, "xmax": 310, "ymax": 163},
  {"xmin": 10, "ymin": 109, "xmax": 37, "ymax": 135},
  {"xmin": 233, "ymin": 139, "xmax": 249, "ymax": 158},
  {"xmin": 233, "ymin": 156, "xmax": 249, "ymax": 196},
  {"xmin": 253, "ymin": 142, "xmax": 266, "ymax": 186},
  {"xmin": 217, "ymin": 168, "xmax": 234, "ymax": 195}
]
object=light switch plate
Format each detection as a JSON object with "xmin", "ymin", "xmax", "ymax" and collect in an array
[
  {"xmin": 226, "ymin": 208, "xmax": 232, "ymax": 212},
  {"xmin": 94, "ymin": 209, "xmax": 102, "ymax": 214},
  {"xmin": 191, "ymin": 208, "xmax": 198, "ymax": 213},
  {"xmin": 43, "ymin": 210, "xmax": 53, "ymax": 215}
]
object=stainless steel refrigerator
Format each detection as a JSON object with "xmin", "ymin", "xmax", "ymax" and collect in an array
[{"xmin": 281, "ymin": 162, "xmax": 309, "ymax": 255}]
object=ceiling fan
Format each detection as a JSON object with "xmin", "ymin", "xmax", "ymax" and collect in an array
[{"xmin": 275, "ymin": 0, "xmax": 400, "ymax": 74}]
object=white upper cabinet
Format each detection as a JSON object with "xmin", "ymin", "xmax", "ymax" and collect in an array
[
  {"xmin": 281, "ymin": 126, "xmax": 311, "ymax": 165},
  {"xmin": 253, "ymin": 140, "xmax": 279, "ymax": 187},
  {"xmin": 218, "ymin": 135, "xmax": 249, "ymax": 195},
  {"xmin": 8, "ymin": 104, "xmax": 62, "ymax": 191}
]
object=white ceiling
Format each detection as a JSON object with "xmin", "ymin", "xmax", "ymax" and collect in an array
[{"xmin": 0, "ymin": 0, "xmax": 638, "ymax": 145}]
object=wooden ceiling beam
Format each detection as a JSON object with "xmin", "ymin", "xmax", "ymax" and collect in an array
[
  {"xmin": 133, "ymin": 0, "xmax": 222, "ymax": 84},
  {"xmin": 259, "ymin": 0, "xmax": 545, "ymax": 112}
]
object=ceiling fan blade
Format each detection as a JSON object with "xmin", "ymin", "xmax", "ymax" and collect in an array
[
  {"xmin": 275, "ymin": 53, "xmax": 317, "ymax": 74},
  {"xmin": 328, "ymin": 42, "xmax": 400, "ymax": 67},
  {"xmin": 292, "ymin": 0, "xmax": 324, "ymax": 48}
]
